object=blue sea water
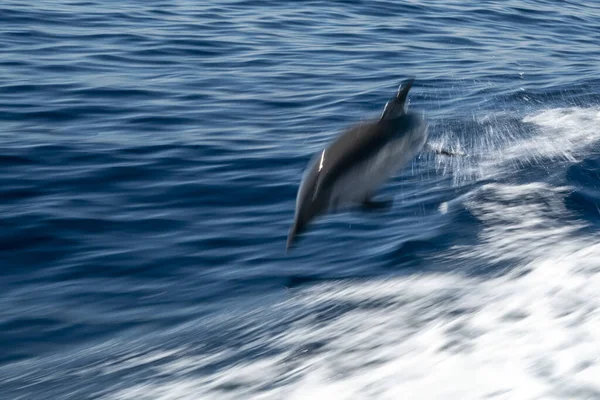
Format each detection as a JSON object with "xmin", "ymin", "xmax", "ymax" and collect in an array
[{"xmin": 1, "ymin": 0, "xmax": 600, "ymax": 398}]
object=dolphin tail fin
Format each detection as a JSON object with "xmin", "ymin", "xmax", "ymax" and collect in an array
[{"xmin": 380, "ymin": 77, "xmax": 415, "ymax": 120}]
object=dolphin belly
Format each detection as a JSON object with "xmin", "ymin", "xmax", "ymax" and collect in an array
[{"xmin": 327, "ymin": 133, "xmax": 425, "ymax": 210}]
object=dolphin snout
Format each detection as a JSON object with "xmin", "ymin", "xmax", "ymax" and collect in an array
[
  {"xmin": 286, "ymin": 222, "xmax": 299, "ymax": 252},
  {"xmin": 286, "ymin": 219, "xmax": 308, "ymax": 252}
]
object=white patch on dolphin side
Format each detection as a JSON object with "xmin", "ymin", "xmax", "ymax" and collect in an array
[
  {"xmin": 310, "ymin": 149, "xmax": 328, "ymax": 202},
  {"xmin": 318, "ymin": 149, "xmax": 325, "ymax": 171}
]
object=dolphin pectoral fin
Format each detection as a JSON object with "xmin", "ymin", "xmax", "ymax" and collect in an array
[{"xmin": 361, "ymin": 197, "xmax": 393, "ymax": 211}]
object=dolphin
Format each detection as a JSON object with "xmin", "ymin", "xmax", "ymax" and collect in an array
[{"xmin": 286, "ymin": 78, "xmax": 458, "ymax": 251}]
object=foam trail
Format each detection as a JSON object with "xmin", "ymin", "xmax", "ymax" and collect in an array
[
  {"xmin": 429, "ymin": 107, "xmax": 600, "ymax": 185},
  {"xmin": 112, "ymin": 181, "xmax": 600, "ymax": 400}
]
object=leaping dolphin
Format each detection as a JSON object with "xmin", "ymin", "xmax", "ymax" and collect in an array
[{"xmin": 286, "ymin": 78, "xmax": 460, "ymax": 251}]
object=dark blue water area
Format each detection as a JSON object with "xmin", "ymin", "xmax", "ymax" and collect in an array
[{"xmin": 1, "ymin": 0, "xmax": 600, "ymax": 398}]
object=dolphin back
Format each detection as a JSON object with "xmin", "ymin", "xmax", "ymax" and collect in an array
[{"xmin": 380, "ymin": 78, "xmax": 415, "ymax": 120}]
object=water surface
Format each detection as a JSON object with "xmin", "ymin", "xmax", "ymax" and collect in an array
[{"xmin": 1, "ymin": 1, "xmax": 600, "ymax": 398}]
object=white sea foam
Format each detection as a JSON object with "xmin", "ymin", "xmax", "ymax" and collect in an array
[
  {"xmin": 112, "ymin": 186, "xmax": 600, "ymax": 399},
  {"xmin": 431, "ymin": 106, "xmax": 600, "ymax": 185}
]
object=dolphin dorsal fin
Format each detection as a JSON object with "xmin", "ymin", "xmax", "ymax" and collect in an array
[{"xmin": 380, "ymin": 78, "xmax": 415, "ymax": 120}]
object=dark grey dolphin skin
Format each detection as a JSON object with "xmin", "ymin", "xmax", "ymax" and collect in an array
[{"xmin": 286, "ymin": 78, "xmax": 459, "ymax": 251}]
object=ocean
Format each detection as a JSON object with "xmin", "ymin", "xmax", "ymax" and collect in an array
[{"xmin": 1, "ymin": 1, "xmax": 600, "ymax": 399}]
